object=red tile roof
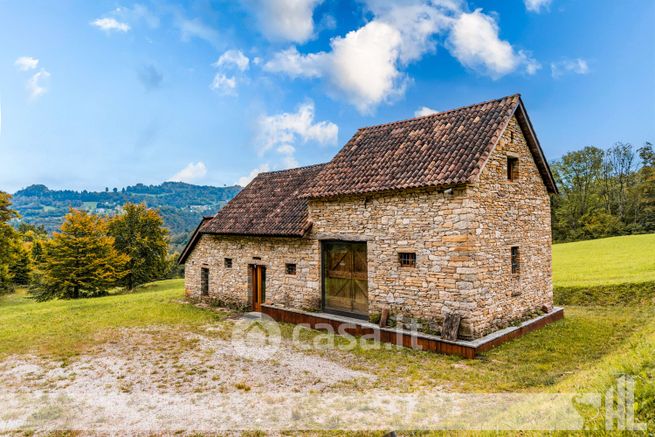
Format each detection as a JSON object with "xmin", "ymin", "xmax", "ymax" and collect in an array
[
  {"xmin": 303, "ymin": 94, "xmax": 556, "ymax": 198},
  {"xmin": 200, "ymin": 163, "xmax": 327, "ymax": 237}
]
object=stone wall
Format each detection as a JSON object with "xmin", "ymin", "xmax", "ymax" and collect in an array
[
  {"xmin": 184, "ymin": 234, "xmax": 320, "ymax": 311},
  {"xmin": 307, "ymin": 187, "xmax": 479, "ymax": 335},
  {"xmin": 466, "ymin": 115, "xmax": 553, "ymax": 335}
]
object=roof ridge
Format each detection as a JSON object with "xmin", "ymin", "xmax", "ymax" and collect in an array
[
  {"xmin": 357, "ymin": 93, "xmax": 521, "ymax": 132},
  {"xmin": 259, "ymin": 162, "xmax": 328, "ymax": 176}
]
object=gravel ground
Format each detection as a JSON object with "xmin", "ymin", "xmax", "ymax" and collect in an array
[{"xmin": 0, "ymin": 320, "xmax": 376, "ymax": 433}]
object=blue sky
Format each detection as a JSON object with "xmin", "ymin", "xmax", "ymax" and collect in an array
[{"xmin": 1, "ymin": 0, "xmax": 653, "ymax": 193}]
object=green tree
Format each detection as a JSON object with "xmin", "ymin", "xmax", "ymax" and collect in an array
[
  {"xmin": 30, "ymin": 209, "xmax": 129, "ymax": 301},
  {"xmin": 0, "ymin": 192, "xmax": 20, "ymax": 293},
  {"xmin": 9, "ymin": 245, "xmax": 31, "ymax": 285},
  {"xmin": 108, "ymin": 203, "xmax": 169, "ymax": 290}
]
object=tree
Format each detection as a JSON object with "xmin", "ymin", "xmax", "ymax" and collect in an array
[
  {"xmin": 9, "ymin": 245, "xmax": 31, "ymax": 285},
  {"xmin": 108, "ymin": 203, "xmax": 169, "ymax": 290},
  {"xmin": 0, "ymin": 192, "xmax": 19, "ymax": 293},
  {"xmin": 30, "ymin": 209, "xmax": 129, "ymax": 301}
]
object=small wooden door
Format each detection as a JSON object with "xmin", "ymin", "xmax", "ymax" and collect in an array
[{"xmin": 250, "ymin": 265, "xmax": 266, "ymax": 312}]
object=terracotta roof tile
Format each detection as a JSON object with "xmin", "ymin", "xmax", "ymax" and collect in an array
[
  {"xmin": 304, "ymin": 94, "xmax": 522, "ymax": 198},
  {"xmin": 201, "ymin": 163, "xmax": 327, "ymax": 237}
]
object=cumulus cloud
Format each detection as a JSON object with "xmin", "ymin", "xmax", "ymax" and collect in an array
[
  {"xmin": 447, "ymin": 9, "xmax": 538, "ymax": 78},
  {"xmin": 169, "ymin": 162, "xmax": 208, "ymax": 183},
  {"xmin": 257, "ymin": 101, "xmax": 338, "ymax": 156},
  {"xmin": 252, "ymin": 102, "xmax": 337, "ymax": 172},
  {"xmin": 524, "ymin": 0, "xmax": 552, "ymax": 13},
  {"xmin": 214, "ymin": 50, "xmax": 250, "ymax": 71},
  {"xmin": 27, "ymin": 70, "xmax": 50, "ymax": 99},
  {"xmin": 265, "ymin": 21, "xmax": 407, "ymax": 113},
  {"xmin": 237, "ymin": 163, "xmax": 270, "ymax": 187},
  {"xmin": 264, "ymin": 2, "xmax": 537, "ymax": 112},
  {"xmin": 244, "ymin": 0, "xmax": 323, "ymax": 43},
  {"xmin": 14, "ymin": 56, "xmax": 39, "ymax": 71},
  {"xmin": 264, "ymin": 47, "xmax": 325, "ymax": 78},
  {"xmin": 414, "ymin": 106, "xmax": 439, "ymax": 117},
  {"xmin": 91, "ymin": 17, "xmax": 130, "ymax": 32},
  {"xmin": 210, "ymin": 74, "xmax": 237, "ymax": 95},
  {"xmin": 551, "ymin": 58, "xmax": 589, "ymax": 78}
]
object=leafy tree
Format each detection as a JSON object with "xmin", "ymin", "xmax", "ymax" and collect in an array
[
  {"xmin": 30, "ymin": 209, "xmax": 129, "ymax": 301},
  {"xmin": 108, "ymin": 203, "xmax": 169, "ymax": 290},
  {"xmin": 9, "ymin": 245, "xmax": 31, "ymax": 285},
  {"xmin": 0, "ymin": 192, "xmax": 19, "ymax": 293}
]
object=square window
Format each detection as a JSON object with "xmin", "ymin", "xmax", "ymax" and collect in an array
[
  {"xmin": 399, "ymin": 252, "xmax": 416, "ymax": 267},
  {"xmin": 285, "ymin": 263, "xmax": 297, "ymax": 275},
  {"xmin": 224, "ymin": 258, "xmax": 233, "ymax": 268},
  {"xmin": 507, "ymin": 157, "xmax": 519, "ymax": 181},
  {"xmin": 511, "ymin": 247, "xmax": 520, "ymax": 274}
]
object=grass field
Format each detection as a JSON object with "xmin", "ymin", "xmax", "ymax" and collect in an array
[
  {"xmin": 0, "ymin": 234, "xmax": 653, "ymax": 432},
  {"xmin": 0, "ymin": 280, "xmax": 224, "ymax": 358},
  {"xmin": 553, "ymin": 233, "xmax": 655, "ymax": 287}
]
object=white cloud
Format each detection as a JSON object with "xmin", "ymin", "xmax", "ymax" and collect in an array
[
  {"xmin": 265, "ymin": 2, "xmax": 538, "ymax": 111},
  {"xmin": 27, "ymin": 70, "xmax": 50, "ymax": 99},
  {"xmin": 364, "ymin": 0, "xmax": 458, "ymax": 64},
  {"xmin": 524, "ymin": 0, "xmax": 552, "ymax": 13},
  {"xmin": 244, "ymin": 0, "xmax": 323, "ymax": 43},
  {"xmin": 210, "ymin": 74, "xmax": 237, "ymax": 95},
  {"xmin": 91, "ymin": 17, "xmax": 131, "ymax": 32},
  {"xmin": 447, "ymin": 9, "xmax": 537, "ymax": 78},
  {"xmin": 264, "ymin": 47, "xmax": 325, "ymax": 78},
  {"xmin": 254, "ymin": 102, "xmax": 337, "ymax": 171},
  {"xmin": 169, "ymin": 162, "xmax": 208, "ymax": 183},
  {"xmin": 551, "ymin": 58, "xmax": 589, "ymax": 78},
  {"xmin": 257, "ymin": 101, "xmax": 338, "ymax": 156},
  {"xmin": 414, "ymin": 106, "xmax": 439, "ymax": 117},
  {"xmin": 265, "ymin": 21, "xmax": 407, "ymax": 114},
  {"xmin": 237, "ymin": 163, "xmax": 270, "ymax": 186},
  {"xmin": 214, "ymin": 50, "xmax": 250, "ymax": 71},
  {"xmin": 14, "ymin": 56, "xmax": 39, "ymax": 71}
]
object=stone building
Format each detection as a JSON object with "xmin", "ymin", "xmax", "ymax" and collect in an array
[{"xmin": 179, "ymin": 94, "xmax": 558, "ymax": 340}]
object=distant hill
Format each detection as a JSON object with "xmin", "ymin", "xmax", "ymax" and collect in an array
[{"xmin": 11, "ymin": 182, "xmax": 241, "ymax": 252}]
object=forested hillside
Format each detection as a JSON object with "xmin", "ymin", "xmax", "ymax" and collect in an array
[{"xmin": 11, "ymin": 182, "xmax": 241, "ymax": 252}]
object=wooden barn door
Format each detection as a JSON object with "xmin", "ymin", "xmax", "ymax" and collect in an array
[{"xmin": 322, "ymin": 241, "xmax": 368, "ymax": 317}]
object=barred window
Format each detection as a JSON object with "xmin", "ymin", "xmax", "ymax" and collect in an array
[
  {"xmin": 399, "ymin": 252, "xmax": 416, "ymax": 267},
  {"xmin": 285, "ymin": 263, "xmax": 297, "ymax": 275},
  {"xmin": 224, "ymin": 258, "xmax": 232, "ymax": 268},
  {"xmin": 511, "ymin": 247, "xmax": 520, "ymax": 274}
]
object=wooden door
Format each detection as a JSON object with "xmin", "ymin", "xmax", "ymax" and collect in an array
[
  {"xmin": 251, "ymin": 265, "xmax": 265, "ymax": 312},
  {"xmin": 322, "ymin": 242, "xmax": 368, "ymax": 317}
]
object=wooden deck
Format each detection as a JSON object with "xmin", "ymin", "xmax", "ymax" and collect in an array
[{"xmin": 261, "ymin": 305, "xmax": 564, "ymax": 358}]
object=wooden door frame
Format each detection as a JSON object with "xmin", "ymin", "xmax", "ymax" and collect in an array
[
  {"xmin": 250, "ymin": 264, "xmax": 265, "ymax": 312},
  {"xmin": 320, "ymin": 240, "xmax": 369, "ymax": 320}
]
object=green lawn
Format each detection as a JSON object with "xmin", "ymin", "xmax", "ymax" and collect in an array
[
  {"xmin": 553, "ymin": 233, "xmax": 655, "ymax": 287},
  {"xmin": 0, "ymin": 279, "xmax": 224, "ymax": 359}
]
